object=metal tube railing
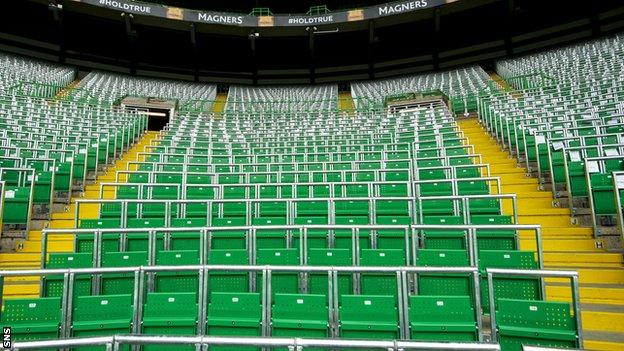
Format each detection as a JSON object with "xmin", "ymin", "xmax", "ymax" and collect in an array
[
  {"xmin": 10, "ymin": 335, "xmax": 503, "ymax": 351},
  {"xmin": 1, "ymin": 264, "xmax": 483, "ymax": 345}
]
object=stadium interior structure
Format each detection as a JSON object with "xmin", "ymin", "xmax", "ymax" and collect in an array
[{"xmin": 0, "ymin": 1, "xmax": 624, "ymax": 351}]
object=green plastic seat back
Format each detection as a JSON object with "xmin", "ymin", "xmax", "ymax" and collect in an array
[
  {"xmin": 143, "ymin": 292, "xmax": 197, "ymax": 321},
  {"xmin": 73, "ymin": 294, "xmax": 133, "ymax": 323},
  {"xmin": 2, "ymin": 297, "xmax": 61, "ymax": 326}
]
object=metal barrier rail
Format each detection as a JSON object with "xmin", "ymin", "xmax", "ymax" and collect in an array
[
  {"xmin": 11, "ymin": 335, "xmax": 503, "ymax": 351},
  {"xmin": 41, "ymin": 223, "xmax": 543, "ymax": 273},
  {"xmin": 0, "ymin": 265, "xmax": 483, "ymax": 342},
  {"xmin": 73, "ymin": 194, "xmax": 515, "ymax": 231}
]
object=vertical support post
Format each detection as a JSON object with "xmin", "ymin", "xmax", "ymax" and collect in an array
[
  {"xmin": 572, "ymin": 274, "xmax": 584, "ymax": 348},
  {"xmin": 487, "ymin": 271, "xmax": 497, "ymax": 342},
  {"xmin": 60, "ymin": 272, "xmax": 75, "ymax": 339},
  {"xmin": 472, "ymin": 270, "xmax": 484, "ymax": 341}
]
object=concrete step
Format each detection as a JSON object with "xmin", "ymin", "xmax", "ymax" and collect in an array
[
  {"xmin": 520, "ymin": 238, "xmax": 603, "ymax": 252},
  {"xmin": 544, "ymin": 252, "xmax": 623, "ymax": 266},
  {"xmin": 540, "ymin": 227, "xmax": 594, "ymax": 236},
  {"xmin": 501, "ymin": 183, "xmax": 541, "ymax": 193},
  {"xmin": 584, "ymin": 331, "xmax": 624, "ymax": 351},
  {"xmin": 546, "ymin": 267, "xmax": 624, "ymax": 285},
  {"xmin": 489, "ymin": 166, "xmax": 526, "ymax": 175},
  {"xmin": 582, "ymin": 305, "xmax": 624, "ymax": 333},
  {"xmin": 0, "ymin": 253, "xmax": 41, "ymax": 266},
  {"xmin": 547, "ymin": 283, "xmax": 624, "ymax": 305},
  {"xmin": 516, "ymin": 197, "xmax": 556, "ymax": 208},
  {"xmin": 48, "ymin": 219, "xmax": 76, "ymax": 228},
  {"xmin": 16, "ymin": 239, "xmax": 74, "ymax": 253},
  {"xmin": 518, "ymin": 214, "xmax": 575, "ymax": 227}
]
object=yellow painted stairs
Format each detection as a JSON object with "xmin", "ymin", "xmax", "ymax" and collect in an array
[
  {"xmin": 0, "ymin": 131, "xmax": 159, "ymax": 298},
  {"xmin": 211, "ymin": 93, "xmax": 228, "ymax": 116},
  {"xmin": 457, "ymin": 118, "xmax": 624, "ymax": 350}
]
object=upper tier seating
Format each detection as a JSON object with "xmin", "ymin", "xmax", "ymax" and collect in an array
[
  {"xmin": 351, "ymin": 66, "xmax": 499, "ymax": 114},
  {"xmin": 0, "ymin": 52, "xmax": 75, "ymax": 95},
  {"xmin": 74, "ymin": 72, "xmax": 217, "ymax": 111},
  {"xmin": 225, "ymin": 85, "xmax": 338, "ymax": 114}
]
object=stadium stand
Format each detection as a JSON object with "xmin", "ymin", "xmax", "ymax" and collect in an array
[
  {"xmin": 74, "ymin": 72, "xmax": 218, "ymax": 112},
  {"xmin": 1, "ymin": 34, "xmax": 624, "ymax": 351},
  {"xmin": 225, "ymin": 85, "xmax": 339, "ymax": 113},
  {"xmin": 351, "ymin": 66, "xmax": 499, "ymax": 114}
]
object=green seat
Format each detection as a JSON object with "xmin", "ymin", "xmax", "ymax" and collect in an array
[
  {"xmin": 334, "ymin": 216, "xmax": 371, "ymax": 251},
  {"xmin": 471, "ymin": 215, "xmax": 517, "ymax": 250},
  {"xmin": 212, "ymin": 217, "xmax": 248, "ymax": 249},
  {"xmin": 253, "ymin": 217, "xmax": 288, "ymax": 249},
  {"xmin": 359, "ymin": 249, "xmax": 406, "ymax": 297},
  {"xmin": 496, "ymin": 299, "xmax": 579, "ymax": 351},
  {"xmin": 44, "ymin": 253, "xmax": 93, "ymax": 297},
  {"xmin": 142, "ymin": 292, "xmax": 197, "ymax": 351},
  {"xmin": 408, "ymin": 295, "xmax": 477, "ymax": 341},
  {"xmin": 416, "ymin": 249, "xmax": 472, "ymax": 297},
  {"xmin": 293, "ymin": 216, "xmax": 328, "ymax": 249},
  {"xmin": 101, "ymin": 251, "xmax": 148, "ymax": 294},
  {"xmin": 206, "ymin": 292, "xmax": 262, "ymax": 351},
  {"xmin": 271, "ymin": 293, "xmax": 329, "ymax": 345},
  {"xmin": 375, "ymin": 200, "xmax": 410, "ymax": 216},
  {"xmin": 0, "ymin": 297, "xmax": 61, "ymax": 343},
  {"xmin": 590, "ymin": 172, "xmax": 617, "ymax": 217},
  {"xmin": 169, "ymin": 218, "xmax": 208, "ymax": 250},
  {"xmin": 307, "ymin": 248, "xmax": 353, "ymax": 295},
  {"xmin": 155, "ymin": 250, "xmax": 200, "ymax": 292},
  {"xmin": 375, "ymin": 215, "xmax": 411, "ymax": 249},
  {"xmin": 339, "ymin": 295, "xmax": 399, "ymax": 341},
  {"xmin": 421, "ymin": 216, "xmax": 467, "ymax": 249},
  {"xmin": 126, "ymin": 218, "xmax": 166, "ymax": 251},
  {"xmin": 207, "ymin": 249, "xmax": 250, "ymax": 293},
  {"xmin": 77, "ymin": 219, "xmax": 121, "ymax": 253},
  {"xmin": 256, "ymin": 248, "xmax": 300, "ymax": 294},
  {"xmin": 479, "ymin": 250, "xmax": 540, "ymax": 313},
  {"xmin": 72, "ymin": 294, "xmax": 133, "ymax": 351},
  {"xmin": 1, "ymin": 186, "xmax": 31, "ymax": 225}
]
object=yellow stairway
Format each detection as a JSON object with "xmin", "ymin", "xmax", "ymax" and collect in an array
[
  {"xmin": 211, "ymin": 93, "xmax": 228, "ymax": 116},
  {"xmin": 338, "ymin": 91, "xmax": 356, "ymax": 113},
  {"xmin": 0, "ymin": 131, "xmax": 160, "ymax": 298},
  {"xmin": 457, "ymin": 118, "xmax": 624, "ymax": 351}
]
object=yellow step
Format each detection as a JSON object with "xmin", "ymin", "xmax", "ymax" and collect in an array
[
  {"xmin": 51, "ymin": 211, "xmax": 76, "ymax": 220},
  {"xmin": 16, "ymin": 240, "xmax": 74, "ymax": 253},
  {"xmin": 540, "ymin": 227, "xmax": 594, "ymax": 236},
  {"xmin": 547, "ymin": 285, "xmax": 624, "ymax": 305},
  {"xmin": 520, "ymin": 238, "xmax": 602, "ymax": 252},
  {"xmin": 583, "ymin": 311, "xmax": 624, "ymax": 333},
  {"xmin": 48, "ymin": 219, "xmax": 76, "ymax": 228},
  {"xmin": 584, "ymin": 339, "xmax": 624, "ymax": 351},
  {"xmin": 518, "ymin": 214, "xmax": 574, "ymax": 227},
  {"xmin": 501, "ymin": 184, "xmax": 541, "ymax": 193},
  {"xmin": 544, "ymin": 252, "xmax": 623, "ymax": 266},
  {"xmin": 3, "ymin": 284, "xmax": 39, "ymax": 297},
  {"xmin": 560, "ymin": 268, "xmax": 624, "ymax": 285},
  {"xmin": 0, "ymin": 253, "xmax": 41, "ymax": 266}
]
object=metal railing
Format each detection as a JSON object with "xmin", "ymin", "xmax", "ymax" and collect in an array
[
  {"xmin": 0, "ymin": 265, "xmax": 484, "ymax": 342},
  {"xmin": 41, "ymin": 224, "xmax": 544, "ymax": 272},
  {"xmin": 11, "ymin": 335, "xmax": 503, "ymax": 351}
]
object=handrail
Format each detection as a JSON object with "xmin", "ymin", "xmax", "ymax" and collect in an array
[{"xmin": 11, "ymin": 335, "xmax": 503, "ymax": 351}]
